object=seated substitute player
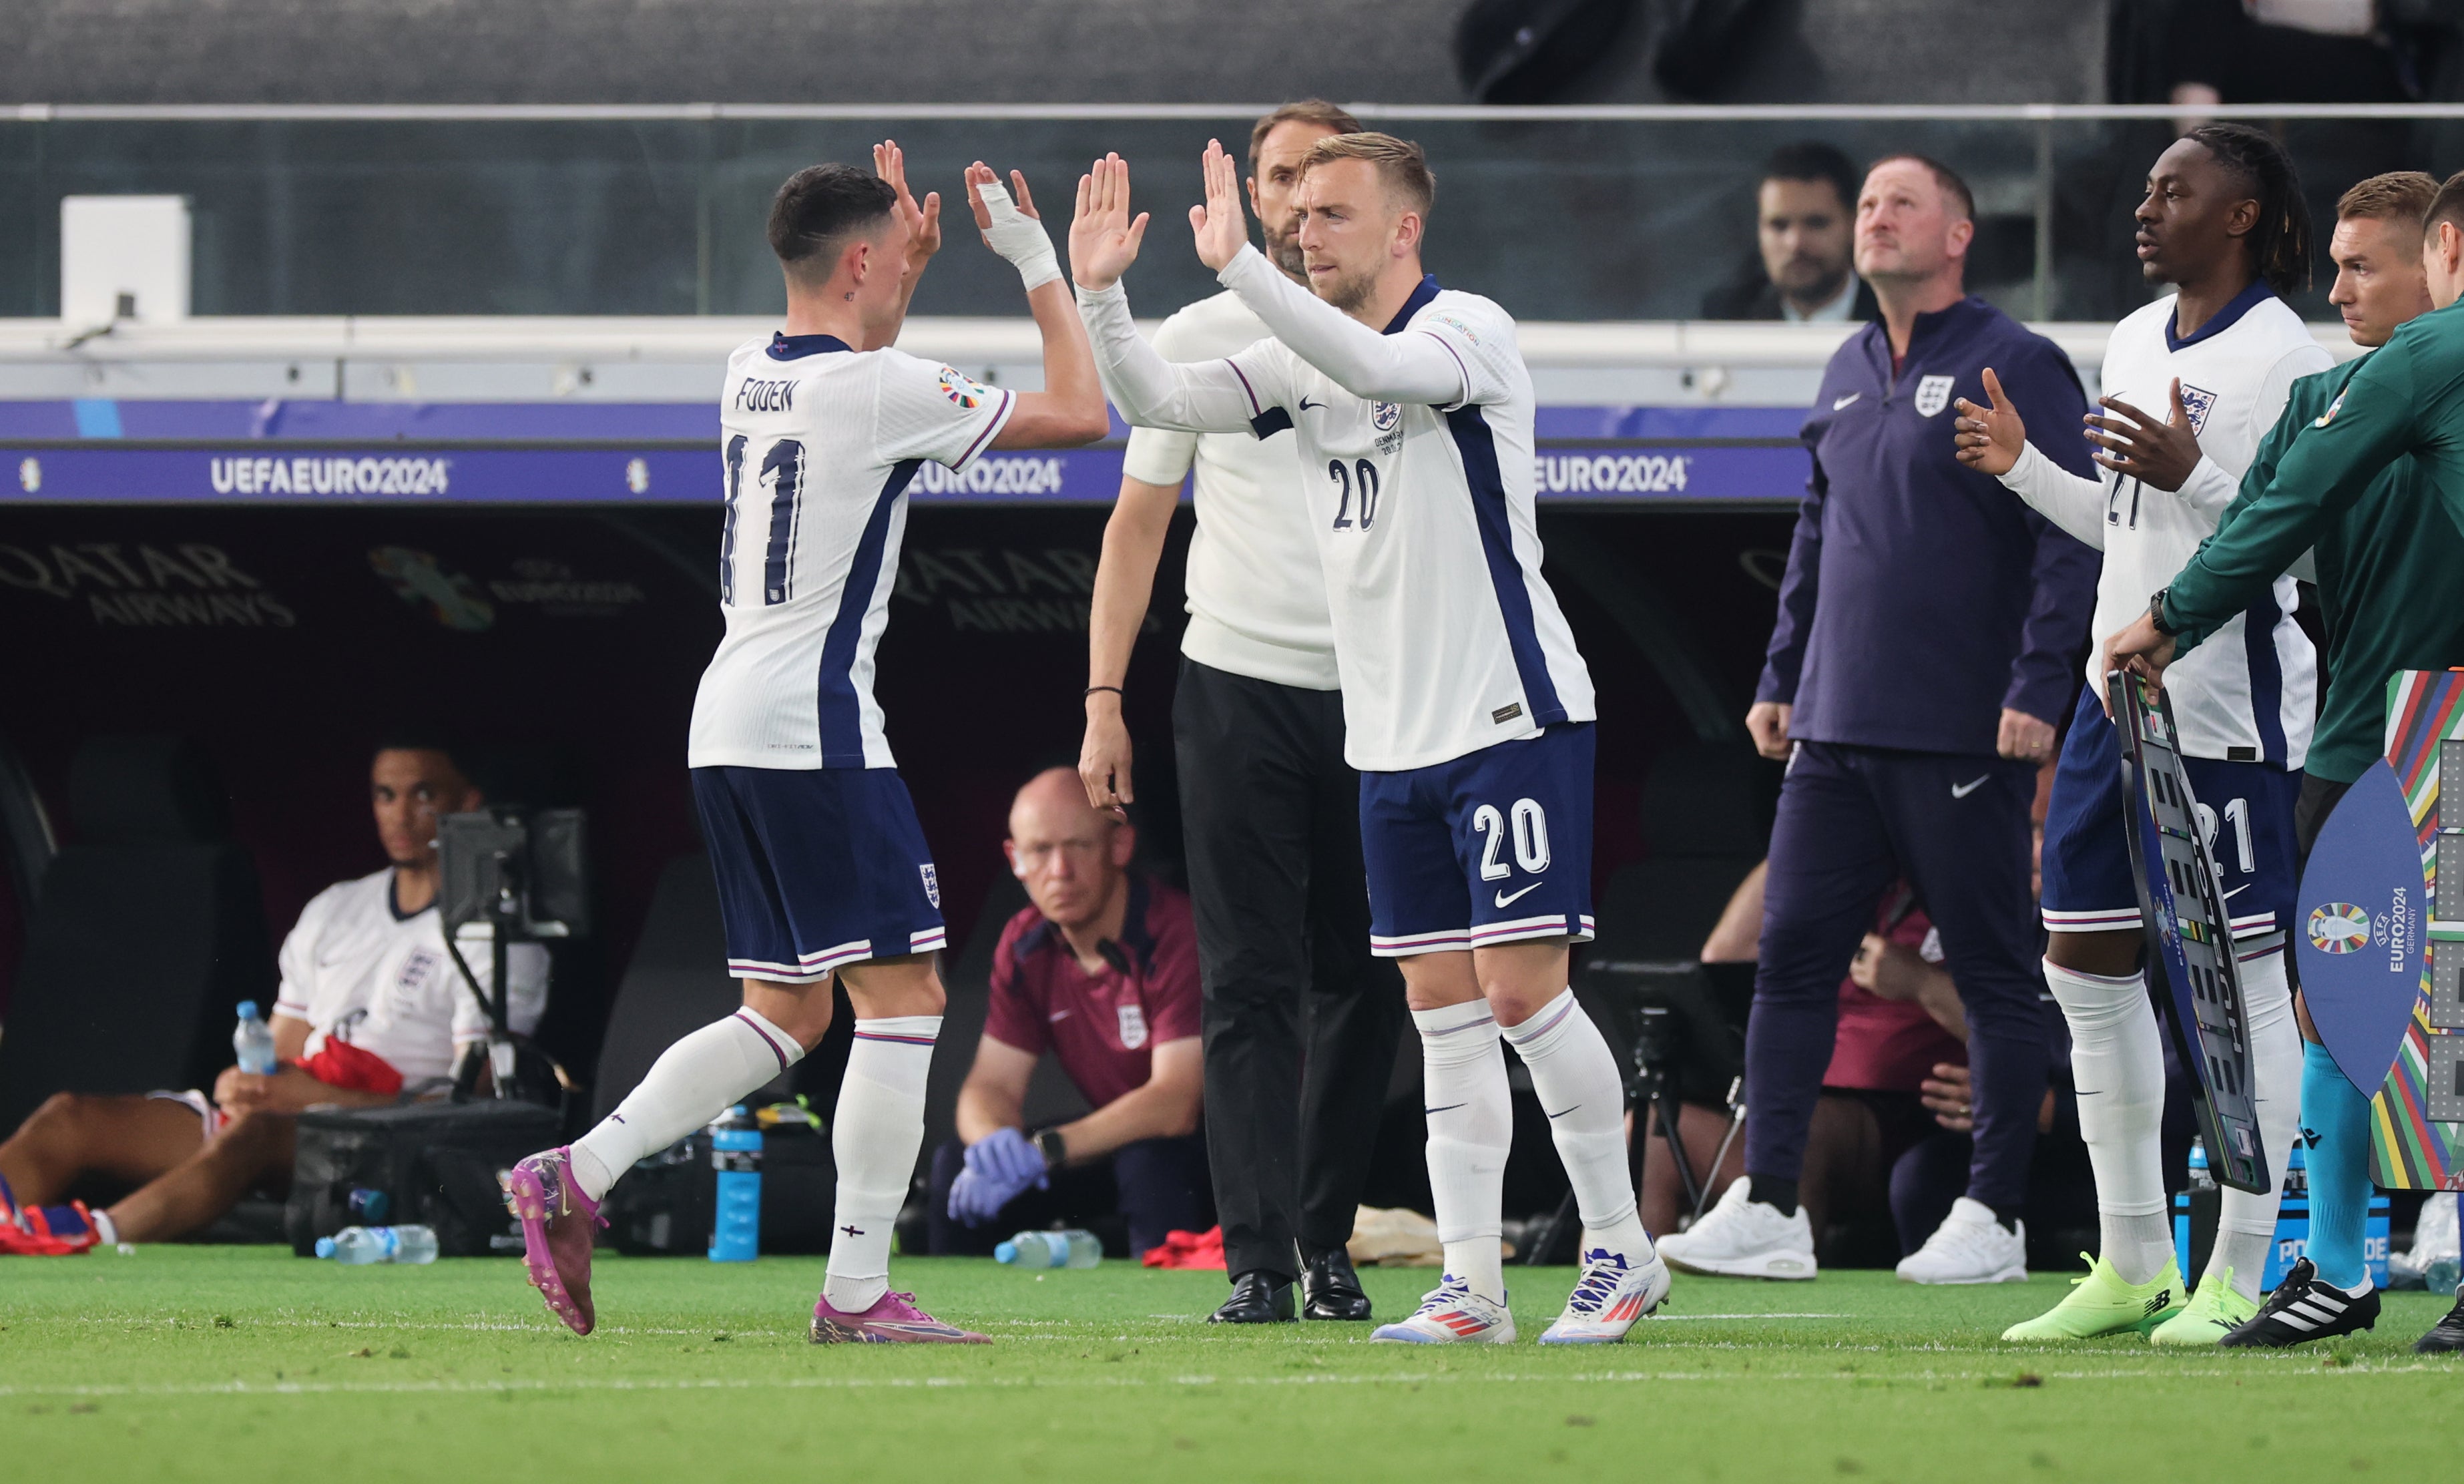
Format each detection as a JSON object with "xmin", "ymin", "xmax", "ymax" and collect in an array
[
  {"xmin": 929, "ymin": 769, "xmax": 1206, "ymax": 1258},
  {"xmin": 2108, "ymin": 172, "xmax": 2464, "ymax": 1352},
  {"xmin": 0, "ymin": 741, "xmax": 547, "ymax": 1252},
  {"xmin": 1953, "ymin": 124, "xmax": 2328, "ymax": 1343},
  {"xmin": 1071, "ymin": 136, "xmax": 1666, "ymax": 1345},
  {"xmin": 503, "ymin": 143, "xmax": 1110, "ymax": 1344}
]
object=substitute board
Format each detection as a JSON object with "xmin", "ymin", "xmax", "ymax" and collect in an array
[
  {"xmin": 2110, "ymin": 670, "xmax": 2268, "ymax": 1193},
  {"xmin": 2363, "ymin": 671, "xmax": 2464, "ymax": 1188}
]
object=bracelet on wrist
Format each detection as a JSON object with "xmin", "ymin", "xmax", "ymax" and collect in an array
[{"xmin": 1084, "ymin": 685, "xmax": 1124, "ymax": 700}]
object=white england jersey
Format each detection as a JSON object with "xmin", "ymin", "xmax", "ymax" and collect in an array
[
  {"xmin": 1121, "ymin": 291, "xmax": 1341, "ymax": 691},
  {"xmin": 1215, "ymin": 278, "xmax": 1592, "ymax": 772},
  {"xmin": 2001, "ymin": 284, "xmax": 2326, "ymax": 765},
  {"xmin": 275, "ymin": 868, "xmax": 548, "ymax": 1085},
  {"xmin": 688, "ymin": 332, "xmax": 1016, "ymax": 770}
]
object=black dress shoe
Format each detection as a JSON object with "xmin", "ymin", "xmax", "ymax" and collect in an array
[
  {"xmin": 1302, "ymin": 1246, "xmax": 1373, "ymax": 1321},
  {"xmin": 1207, "ymin": 1270, "xmax": 1295, "ymax": 1324},
  {"xmin": 2415, "ymin": 1290, "xmax": 2464, "ymax": 1353}
]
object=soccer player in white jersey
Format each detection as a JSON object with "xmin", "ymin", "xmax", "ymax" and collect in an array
[
  {"xmin": 1071, "ymin": 136, "xmax": 1668, "ymax": 1344},
  {"xmin": 1952, "ymin": 124, "xmax": 2327, "ymax": 1342},
  {"xmin": 505, "ymin": 142, "xmax": 1108, "ymax": 1343},
  {"xmin": 1079, "ymin": 99, "xmax": 1406, "ymax": 1328}
]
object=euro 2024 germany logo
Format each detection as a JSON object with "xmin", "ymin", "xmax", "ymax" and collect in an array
[{"xmin": 2306, "ymin": 902, "xmax": 2373, "ymax": 955}]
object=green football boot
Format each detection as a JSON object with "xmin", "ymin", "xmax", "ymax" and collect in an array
[
  {"xmin": 2148, "ymin": 1268, "xmax": 2257, "ymax": 1346},
  {"xmin": 2001, "ymin": 1252, "xmax": 2186, "ymax": 1341}
]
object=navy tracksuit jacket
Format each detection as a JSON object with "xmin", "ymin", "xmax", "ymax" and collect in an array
[{"xmin": 1749, "ymin": 296, "xmax": 2099, "ymax": 1217}]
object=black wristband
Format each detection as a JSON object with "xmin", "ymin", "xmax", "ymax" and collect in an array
[
  {"xmin": 1032, "ymin": 1126, "xmax": 1067, "ymax": 1170},
  {"xmin": 1083, "ymin": 685, "xmax": 1124, "ymax": 700},
  {"xmin": 2148, "ymin": 589, "xmax": 2182, "ymax": 638}
]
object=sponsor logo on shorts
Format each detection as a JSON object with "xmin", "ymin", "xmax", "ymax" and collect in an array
[
  {"xmin": 919, "ymin": 862, "xmax": 941, "ymax": 909},
  {"xmin": 1491, "ymin": 702, "xmax": 1524, "ymax": 725},
  {"xmin": 2306, "ymin": 903, "xmax": 2371, "ymax": 955},
  {"xmin": 1913, "ymin": 375, "xmax": 1955, "ymax": 418}
]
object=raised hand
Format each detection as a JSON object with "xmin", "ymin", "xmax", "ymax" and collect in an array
[
  {"xmin": 1068, "ymin": 153, "xmax": 1149, "ymax": 292},
  {"xmin": 1951, "ymin": 366, "xmax": 2027, "ymax": 477},
  {"xmin": 875, "ymin": 140, "xmax": 941, "ymax": 280},
  {"xmin": 965, "ymin": 162, "xmax": 1038, "ymax": 239},
  {"xmin": 1190, "ymin": 138, "xmax": 1250, "ymax": 273},
  {"xmin": 2085, "ymin": 378, "xmax": 2201, "ymax": 492}
]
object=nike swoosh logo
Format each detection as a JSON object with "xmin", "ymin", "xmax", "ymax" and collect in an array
[
  {"xmin": 1950, "ymin": 775, "xmax": 1989, "ymax": 799},
  {"xmin": 1425, "ymin": 1103, "xmax": 1466, "ymax": 1116},
  {"xmin": 1048, "ymin": 1009, "xmax": 1073, "ymax": 1022},
  {"xmin": 1494, "ymin": 883, "xmax": 1543, "ymax": 909},
  {"xmin": 1298, "ymin": 397, "xmax": 1324, "ymax": 411},
  {"xmin": 1545, "ymin": 1105, "xmax": 1578, "ymax": 1119},
  {"xmin": 2222, "ymin": 883, "xmax": 2251, "ymax": 900},
  {"xmin": 1832, "ymin": 392, "xmax": 1861, "ymax": 410}
]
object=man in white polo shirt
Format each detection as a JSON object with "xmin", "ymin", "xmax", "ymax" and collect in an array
[{"xmin": 1078, "ymin": 99, "xmax": 1404, "ymax": 1326}]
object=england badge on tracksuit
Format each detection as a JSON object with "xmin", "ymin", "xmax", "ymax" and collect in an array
[{"xmin": 1913, "ymin": 375, "xmax": 1955, "ymax": 417}]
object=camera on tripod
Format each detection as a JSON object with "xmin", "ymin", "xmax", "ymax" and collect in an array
[{"xmin": 436, "ymin": 806, "xmax": 589, "ymax": 1101}]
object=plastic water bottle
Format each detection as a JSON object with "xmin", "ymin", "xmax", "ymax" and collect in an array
[
  {"xmin": 995, "ymin": 1229, "xmax": 1101, "ymax": 1269},
  {"xmin": 314, "ymin": 1225, "xmax": 439, "ymax": 1264},
  {"xmin": 232, "ymin": 1001, "xmax": 276, "ymax": 1075},
  {"xmin": 709, "ymin": 1105, "xmax": 762, "ymax": 1263},
  {"xmin": 346, "ymin": 1188, "xmax": 391, "ymax": 1224}
]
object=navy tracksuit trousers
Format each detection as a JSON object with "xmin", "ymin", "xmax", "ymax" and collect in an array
[{"xmin": 1745, "ymin": 741, "xmax": 2049, "ymax": 1214}]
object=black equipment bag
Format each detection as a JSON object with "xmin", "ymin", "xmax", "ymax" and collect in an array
[
  {"xmin": 601, "ymin": 1117, "xmax": 836, "ymax": 1256},
  {"xmin": 286, "ymin": 1099, "xmax": 563, "ymax": 1257}
]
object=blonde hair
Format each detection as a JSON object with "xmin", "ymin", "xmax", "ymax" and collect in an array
[
  {"xmin": 2338, "ymin": 171, "xmax": 2439, "ymax": 230},
  {"xmin": 1299, "ymin": 132, "xmax": 1435, "ymax": 218}
]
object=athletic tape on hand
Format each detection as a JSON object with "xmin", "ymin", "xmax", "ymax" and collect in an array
[{"xmin": 975, "ymin": 180, "xmax": 1061, "ymax": 292}]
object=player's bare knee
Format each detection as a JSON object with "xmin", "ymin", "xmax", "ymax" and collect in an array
[
  {"xmin": 742, "ymin": 977, "xmax": 835, "ymax": 1048},
  {"xmin": 2045, "ymin": 927, "xmax": 2140, "ymax": 977}
]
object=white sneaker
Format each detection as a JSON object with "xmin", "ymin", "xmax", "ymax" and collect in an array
[
  {"xmin": 1656, "ymin": 1178, "xmax": 1817, "ymax": 1280},
  {"xmin": 1539, "ymin": 1245, "xmax": 1674, "ymax": 1344},
  {"xmin": 1370, "ymin": 1275, "xmax": 1518, "ymax": 1344},
  {"xmin": 1895, "ymin": 1197, "xmax": 2027, "ymax": 1284}
]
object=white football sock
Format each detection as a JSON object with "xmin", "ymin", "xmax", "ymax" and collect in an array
[
  {"xmin": 1502, "ymin": 989, "xmax": 1652, "ymax": 1265},
  {"xmin": 822, "ymin": 1016, "xmax": 941, "ymax": 1313},
  {"xmin": 2043, "ymin": 958, "xmax": 2172, "ymax": 1284},
  {"xmin": 2212, "ymin": 947, "xmax": 2300, "ymax": 1302},
  {"xmin": 1414, "ymin": 998, "xmax": 1511, "ymax": 1304},
  {"xmin": 569, "ymin": 1007, "xmax": 803, "ymax": 1202}
]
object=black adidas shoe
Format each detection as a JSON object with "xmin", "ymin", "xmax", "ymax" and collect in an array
[
  {"xmin": 2413, "ymin": 1290, "xmax": 2464, "ymax": 1354},
  {"xmin": 2218, "ymin": 1258, "xmax": 2379, "ymax": 1348}
]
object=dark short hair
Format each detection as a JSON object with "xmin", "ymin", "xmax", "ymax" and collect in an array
[
  {"xmin": 2184, "ymin": 123, "xmax": 2313, "ymax": 296},
  {"xmin": 1250, "ymin": 99, "xmax": 1363, "ymax": 172},
  {"xmin": 1867, "ymin": 153, "xmax": 1974, "ymax": 222},
  {"xmin": 2427, "ymin": 170, "xmax": 2464, "ymax": 243},
  {"xmin": 1762, "ymin": 141, "xmax": 1861, "ymax": 216},
  {"xmin": 766, "ymin": 164, "xmax": 897, "ymax": 282},
  {"xmin": 2338, "ymin": 171, "xmax": 2440, "ymax": 229}
]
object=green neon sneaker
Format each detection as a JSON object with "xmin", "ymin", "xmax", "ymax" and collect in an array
[
  {"xmin": 2001, "ymin": 1252, "xmax": 2186, "ymax": 1342},
  {"xmin": 2148, "ymin": 1268, "xmax": 2258, "ymax": 1346}
]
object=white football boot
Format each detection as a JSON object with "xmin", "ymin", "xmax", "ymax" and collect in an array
[
  {"xmin": 1539, "ymin": 1245, "xmax": 1675, "ymax": 1344},
  {"xmin": 1370, "ymin": 1275, "xmax": 1518, "ymax": 1344},
  {"xmin": 1655, "ymin": 1178, "xmax": 1818, "ymax": 1280},
  {"xmin": 1895, "ymin": 1197, "xmax": 2027, "ymax": 1284}
]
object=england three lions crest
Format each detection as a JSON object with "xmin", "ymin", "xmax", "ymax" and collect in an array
[
  {"xmin": 2176, "ymin": 383, "xmax": 2217, "ymax": 435},
  {"xmin": 1913, "ymin": 375, "xmax": 1955, "ymax": 418}
]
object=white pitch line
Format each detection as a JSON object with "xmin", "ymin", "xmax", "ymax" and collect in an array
[{"xmin": 0, "ymin": 1364, "xmax": 2448, "ymax": 1401}]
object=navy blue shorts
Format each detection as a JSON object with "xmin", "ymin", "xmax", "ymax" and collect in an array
[
  {"xmin": 1359, "ymin": 724, "xmax": 1595, "ymax": 957},
  {"xmin": 691, "ymin": 765, "xmax": 947, "ymax": 983},
  {"xmin": 2039, "ymin": 685, "xmax": 2300, "ymax": 951}
]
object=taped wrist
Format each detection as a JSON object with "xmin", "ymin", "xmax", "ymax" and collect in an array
[{"xmin": 975, "ymin": 180, "xmax": 1060, "ymax": 291}]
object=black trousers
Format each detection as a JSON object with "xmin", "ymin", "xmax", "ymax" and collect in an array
[{"xmin": 1174, "ymin": 657, "xmax": 1406, "ymax": 1281}]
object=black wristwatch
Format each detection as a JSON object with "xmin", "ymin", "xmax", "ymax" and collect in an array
[
  {"xmin": 2148, "ymin": 588, "xmax": 2182, "ymax": 638},
  {"xmin": 1032, "ymin": 1126, "xmax": 1068, "ymax": 1171}
]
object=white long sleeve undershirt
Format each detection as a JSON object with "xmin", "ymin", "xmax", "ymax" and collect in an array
[{"xmin": 1214, "ymin": 246, "xmax": 1467, "ymax": 406}]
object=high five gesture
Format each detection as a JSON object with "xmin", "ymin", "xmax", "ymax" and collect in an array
[
  {"xmin": 1068, "ymin": 154, "xmax": 1149, "ymax": 292},
  {"xmin": 1190, "ymin": 139, "xmax": 1251, "ymax": 273}
]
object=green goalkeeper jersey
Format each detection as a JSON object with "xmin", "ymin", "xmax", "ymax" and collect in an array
[{"xmin": 2163, "ymin": 316, "xmax": 2464, "ymax": 782}]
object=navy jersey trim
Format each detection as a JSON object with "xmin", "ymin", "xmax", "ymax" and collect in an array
[
  {"xmin": 814, "ymin": 457, "xmax": 922, "ymax": 765},
  {"xmin": 2240, "ymin": 598, "xmax": 2288, "ymax": 766},
  {"xmin": 1444, "ymin": 405, "xmax": 1565, "ymax": 728},
  {"xmin": 768, "ymin": 332, "xmax": 855, "ymax": 361},
  {"xmin": 1383, "ymin": 275, "xmax": 1442, "ymax": 334},
  {"xmin": 2166, "ymin": 278, "xmax": 2274, "ymax": 354}
]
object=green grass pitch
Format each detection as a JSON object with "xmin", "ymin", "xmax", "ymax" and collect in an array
[{"xmin": 4, "ymin": 1246, "xmax": 2454, "ymax": 1481}]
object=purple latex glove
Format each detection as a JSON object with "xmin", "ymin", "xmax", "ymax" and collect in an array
[{"xmin": 948, "ymin": 1126, "xmax": 1049, "ymax": 1227}]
